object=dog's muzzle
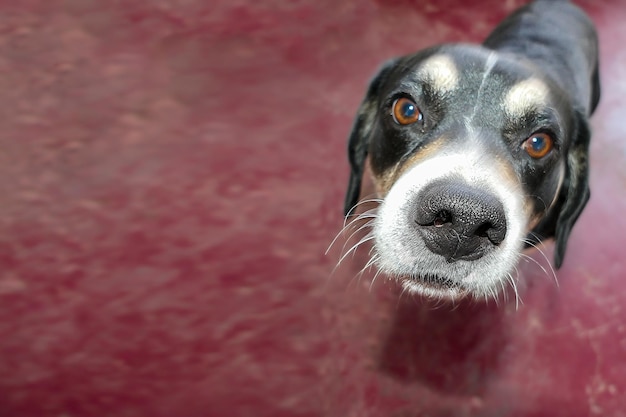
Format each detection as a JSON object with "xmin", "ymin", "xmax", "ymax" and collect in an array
[
  {"xmin": 371, "ymin": 150, "xmax": 527, "ymax": 299},
  {"xmin": 414, "ymin": 179, "xmax": 507, "ymax": 262}
]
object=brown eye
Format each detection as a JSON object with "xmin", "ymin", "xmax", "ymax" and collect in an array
[
  {"xmin": 392, "ymin": 97, "xmax": 422, "ymax": 125},
  {"xmin": 522, "ymin": 132, "xmax": 553, "ymax": 159}
]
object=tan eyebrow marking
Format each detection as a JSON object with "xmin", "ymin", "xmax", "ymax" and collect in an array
[
  {"xmin": 416, "ymin": 55, "xmax": 459, "ymax": 94},
  {"xmin": 504, "ymin": 78, "xmax": 550, "ymax": 117}
]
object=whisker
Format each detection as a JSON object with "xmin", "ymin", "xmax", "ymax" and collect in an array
[
  {"xmin": 529, "ymin": 235, "xmax": 558, "ymax": 286},
  {"xmin": 498, "ymin": 279, "xmax": 508, "ymax": 303},
  {"xmin": 369, "ymin": 265, "xmax": 385, "ymax": 292},
  {"xmin": 325, "ymin": 208, "xmax": 378, "ymax": 255},
  {"xmin": 339, "ymin": 219, "xmax": 376, "ymax": 255},
  {"xmin": 449, "ymin": 293, "xmax": 458, "ymax": 311},
  {"xmin": 347, "ymin": 247, "xmax": 378, "ymax": 289},
  {"xmin": 343, "ymin": 197, "xmax": 384, "ymax": 227},
  {"xmin": 506, "ymin": 267, "xmax": 522, "ymax": 310},
  {"xmin": 326, "ymin": 197, "xmax": 384, "ymax": 289},
  {"xmin": 514, "ymin": 265, "xmax": 523, "ymax": 307},
  {"xmin": 520, "ymin": 252, "xmax": 551, "ymax": 281},
  {"xmin": 522, "ymin": 236, "xmax": 559, "ymax": 287},
  {"xmin": 368, "ymin": 242, "xmax": 378, "ymax": 256},
  {"xmin": 336, "ymin": 233, "xmax": 376, "ymax": 268},
  {"xmin": 490, "ymin": 286, "xmax": 500, "ymax": 306},
  {"xmin": 357, "ymin": 254, "xmax": 379, "ymax": 282},
  {"xmin": 326, "ymin": 225, "xmax": 350, "ymax": 256},
  {"xmin": 329, "ymin": 234, "xmax": 373, "ymax": 277},
  {"xmin": 396, "ymin": 282, "xmax": 410, "ymax": 310}
]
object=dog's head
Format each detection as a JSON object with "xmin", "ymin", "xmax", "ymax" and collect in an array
[{"xmin": 345, "ymin": 45, "xmax": 592, "ymax": 299}]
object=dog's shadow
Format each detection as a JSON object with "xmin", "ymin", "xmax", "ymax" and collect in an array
[{"xmin": 377, "ymin": 290, "xmax": 509, "ymax": 396}]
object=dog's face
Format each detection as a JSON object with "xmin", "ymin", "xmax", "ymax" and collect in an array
[{"xmin": 345, "ymin": 44, "xmax": 591, "ymax": 300}]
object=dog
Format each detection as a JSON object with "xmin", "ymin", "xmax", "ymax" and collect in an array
[{"xmin": 343, "ymin": 0, "xmax": 600, "ymax": 300}]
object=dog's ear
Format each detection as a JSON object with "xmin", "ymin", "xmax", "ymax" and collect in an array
[
  {"xmin": 344, "ymin": 59, "xmax": 398, "ymax": 216},
  {"xmin": 553, "ymin": 109, "xmax": 592, "ymax": 268}
]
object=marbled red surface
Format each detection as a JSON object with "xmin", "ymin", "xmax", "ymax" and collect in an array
[{"xmin": 0, "ymin": 0, "xmax": 625, "ymax": 416}]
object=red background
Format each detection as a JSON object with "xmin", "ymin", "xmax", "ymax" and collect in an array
[{"xmin": 0, "ymin": 0, "xmax": 625, "ymax": 416}]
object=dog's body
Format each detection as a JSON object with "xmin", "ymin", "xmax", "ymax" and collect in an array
[{"xmin": 344, "ymin": 0, "xmax": 600, "ymax": 299}]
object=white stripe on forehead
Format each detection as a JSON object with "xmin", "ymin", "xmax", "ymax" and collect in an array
[
  {"xmin": 504, "ymin": 78, "xmax": 550, "ymax": 117},
  {"xmin": 467, "ymin": 51, "xmax": 499, "ymax": 125},
  {"xmin": 415, "ymin": 54, "xmax": 459, "ymax": 94}
]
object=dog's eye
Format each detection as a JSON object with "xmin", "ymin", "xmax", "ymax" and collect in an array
[
  {"xmin": 522, "ymin": 132, "xmax": 553, "ymax": 158},
  {"xmin": 392, "ymin": 97, "xmax": 423, "ymax": 125}
]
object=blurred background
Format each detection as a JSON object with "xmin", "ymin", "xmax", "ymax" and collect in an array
[{"xmin": 0, "ymin": 0, "xmax": 624, "ymax": 416}]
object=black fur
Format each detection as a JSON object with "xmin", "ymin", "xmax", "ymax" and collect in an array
[{"xmin": 345, "ymin": 60, "xmax": 397, "ymax": 215}]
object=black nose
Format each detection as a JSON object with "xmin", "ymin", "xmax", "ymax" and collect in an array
[{"xmin": 414, "ymin": 180, "xmax": 507, "ymax": 262}]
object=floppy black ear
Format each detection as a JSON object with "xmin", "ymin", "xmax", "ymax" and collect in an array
[
  {"xmin": 344, "ymin": 60, "xmax": 398, "ymax": 216},
  {"xmin": 553, "ymin": 110, "xmax": 592, "ymax": 268}
]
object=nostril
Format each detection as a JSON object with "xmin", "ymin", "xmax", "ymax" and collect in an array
[
  {"xmin": 433, "ymin": 210, "xmax": 452, "ymax": 227},
  {"xmin": 414, "ymin": 208, "xmax": 453, "ymax": 228},
  {"xmin": 474, "ymin": 222, "xmax": 492, "ymax": 238},
  {"xmin": 474, "ymin": 221, "xmax": 506, "ymax": 246}
]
